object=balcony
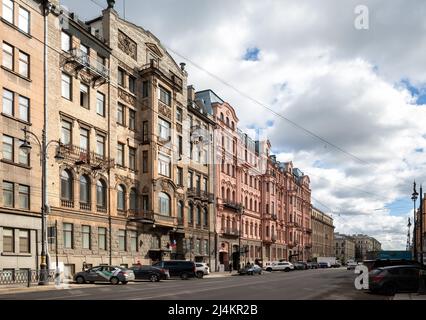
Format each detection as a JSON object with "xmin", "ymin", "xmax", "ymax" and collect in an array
[
  {"xmin": 153, "ymin": 213, "xmax": 177, "ymax": 228},
  {"xmin": 305, "ymin": 227, "xmax": 312, "ymax": 234},
  {"xmin": 305, "ymin": 243, "xmax": 312, "ymax": 249},
  {"xmin": 96, "ymin": 206, "xmax": 107, "ymax": 213},
  {"xmin": 221, "ymin": 227, "xmax": 239, "ymax": 238},
  {"xmin": 140, "ymin": 59, "xmax": 183, "ymax": 92},
  {"xmin": 187, "ymin": 188, "xmax": 214, "ymax": 203},
  {"xmin": 79, "ymin": 202, "xmax": 91, "ymax": 211},
  {"xmin": 61, "ymin": 199, "xmax": 74, "ymax": 208},
  {"xmin": 127, "ymin": 211, "xmax": 155, "ymax": 224},
  {"xmin": 222, "ymin": 200, "xmax": 242, "ymax": 212},
  {"xmin": 63, "ymin": 48, "xmax": 109, "ymax": 86},
  {"xmin": 59, "ymin": 144, "xmax": 115, "ymax": 171}
]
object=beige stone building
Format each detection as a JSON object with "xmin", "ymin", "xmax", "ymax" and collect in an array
[
  {"xmin": 334, "ymin": 233, "xmax": 355, "ymax": 264},
  {"xmin": 311, "ymin": 207, "xmax": 334, "ymax": 259},
  {"xmin": 0, "ymin": 0, "xmax": 45, "ymax": 271},
  {"xmin": 351, "ymin": 234, "xmax": 382, "ymax": 261}
]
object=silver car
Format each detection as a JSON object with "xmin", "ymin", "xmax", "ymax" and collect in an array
[{"xmin": 74, "ymin": 265, "xmax": 135, "ymax": 285}]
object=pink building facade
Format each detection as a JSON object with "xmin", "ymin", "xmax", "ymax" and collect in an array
[{"xmin": 195, "ymin": 90, "xmax": 312, "ymax": 271}]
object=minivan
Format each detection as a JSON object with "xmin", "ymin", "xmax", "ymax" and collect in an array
[{"xmin": 152, "ymin": 260, "xmax": 196, "ymax": 279}]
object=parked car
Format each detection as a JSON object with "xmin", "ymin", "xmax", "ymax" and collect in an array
[
  {"xmin": 152, "ymin": 260, "xmax": 196, "ymax": 279},
  {"xmin": 293, "ymin": 262, "xmax": 308, "ymax": 270},
  {"xmin": 318, "ymin": 262, "xmax": 331, "ymax": 268},
  {"xmin": 130, "ymin": 265, "xmax": 170, "ymax": 282},
  {"xmin": 265, "ymin": 261, "xmax": 294, "ymax": 272},
  {"xmin": 363, "ymin": 259, "xmax": 421, "ymax": 272},
  {"xmin": 307, "ymin": 262, "xmax": 318, "ymax": 269},
  {"xmin": 195, "ymin": 263, "xmax": 210, "ymax": 278},
  {"xmin": 369, "ymin": 265, "xmax": 426, "ymax": 295},
  {"xmin": 347, "ymin": 261, "xmax": 358, "ymax": 270},
  {"xmin": 332, "ymin": 262, "xmax": 342, "ymax": 268},
  {"xmin": 74, "ymin": 265, "xmax": 135, "ymax": 285},
  {"xmin": 239, "ymin": 264, "xmax": 262, "ymax": 275}
]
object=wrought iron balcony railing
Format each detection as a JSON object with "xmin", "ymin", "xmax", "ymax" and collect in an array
[{"xmin": 68, "ymin": 48, "xmax": 109, "ymax": 79}]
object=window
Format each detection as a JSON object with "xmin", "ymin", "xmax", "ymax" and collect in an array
[
  {"xmin": 129, "ymin": 188, "xmax": 138, "ymax": 211},
  {"xmin": 129, "ymin": 76, "xmax": 136, "ymax": 93},
  {"xmin": 203, "ymin": 208, "xmax": 208, "ymax": 227},
  {"xmin": 18, "ymin": 139, "xmax": 29, "ymax": 165},
  {"xmin": 77, "ymin": 83, "xmax": 89, "ymax": 108},
  {"xmin": 61, "ymin": 31, "xmax": 71, "ymax": 52},
  {"xmin": 18, "ymin": 7, "xmax": 30, "ymax": 34},
  {"xmin": 129, "ymin": 109, "xmax": 136, "ymax": 130},
  {"xmin": 18, "ymin": 95, "xmax": 29, "ymax": 122},
  {"xmin": 117, "ymin": 185, "xmax": 125, "ymax": 211},
  {"xmin": 129, "ymin": 231, "xmax": 137, "ymax": 252},
  {"xmin": 60, "ymin": 170, "xmax": 73, "ymax": 201},
  {"xmin": 80, "ymin": 44, "xmax": 89, "ymax": 64},
  {"xmin": 3, "ymin": 228, "xmax": 13, "ymax": 252},
  {"xmin": 158, "ymin": 86, "xmax": 171, "ymax": 106},
  {"xmin": 129, "ymin": 147, "xmax": 136, "ymax": 171},
  {"xmin": 63, "ymin": 223, "xmax": 73, "ymax": 249},
  {"xmin": 18, "ymin": 51, "xmax": 29, "ymax": 78},
  {"xmin": 2, "ymin": 42, "xmax": 13, "ymax": 70},
  {"xmin": 82, "ymin": 225, "xmax": 91, "ymax": 249},
  {"xmin": 188, "ymin": 171, "xmax": 193, "ymax": 189},
  {"xmin": 176, "ymin": 107, "xmax": 182, "ymax": 122},
  {"xmin": 142, "ymin": 80, "xmax": 149, "ymax": 97},
  {"xmin": 98, "ymin": 227, "xmax": 107, "ymax": 250},
  {"xmin": 96, "ymin": 180, "xmax": 107, "ymax": 209},
  {"xmin": 142, "ymin": 121, "xmax": 149, "ymax": 143},
  {"xmin": 79, "ymin": 128, "xmax": 89, "ymax": 151},
  {"xmin": 117, "ymin": 143, "xmax": 124, "ymax": 166},
  {"xmin": 118, "ymin": 68, "xmax": 125, "ymax": 87},
  {"xmin": 203, "ymin": 177, "xmax": 208, "ymax": 192},
  {"xmin": 18, "ymin": 184, "xmax": 29, "ymax": 209},
  {"xmin": 95, "ymin": 92, "xmax": 105, "ymax": 116},
  {"xmin": 177, "ymin": 167, "xmax": 183, "ymax": 186},
  {"xmin": 61, "ymin": 73, "xmax": 72, "ymax": 100},
  {"xmin": 196, "ymin": 206, "xmax": 201, "ymax": 226},
  {"xmin": 117, "ymin": 103, "xmax": 125, "ymax": 125},
  {"xmin": 118, "ymin": 229, "xmax": 126, "ymax": 251},
  {"xmin": 2, "ymin": 0, "xmax": 13, "ymax": 23},
  {"xmin": 96, "ymin": 134, "xmax": 105, "ymax": 157},
  {"xmin": 178, "ymin": 135, "xmax": 183, "ymax": 155},
  {"xmin": 79, "ymin": 175, "xmax": 90, "ymax": 204},
  {"xmin": 2, "ymin": 135, "xmax": 13, "ymax": 161},
  {"xmin": 177, "ymin": 201, "xmax": 184, "ymax": 221},
  {"xmin": 2, "ymin": 89, "xmax": 13, "ymax": 116},
  {"xmin": 61, "ymin": 120, "xmax": 72, "ymax": 145},
  {"xmin": 142, "ymin": 195, "xmax": 149, "ymax": 211},
  {"xmin": 158, "ymin": 192, "xmax": 170, "ymax": 216},
  {"xmin": 196, "ymin": 175, "xmax": 201, "ymax": 192},
  {"xmin": 142, "ymin": 150, "xmax": 148, "ymax": 173},
  {"xmin": 158, "ymin": 154, "xmax": 170, "ymax": 177},
  {"xmin": 158, "ymin": 118, "xmax": 170, "ymax": 140},
  {"xmin": 188, "ymin": 204, "xmax": 194, "ymax": 224}
]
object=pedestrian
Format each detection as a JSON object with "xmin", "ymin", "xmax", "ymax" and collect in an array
[{"xmin": 229, "ymin": 261, "xmax": 232, "ymax": 273}]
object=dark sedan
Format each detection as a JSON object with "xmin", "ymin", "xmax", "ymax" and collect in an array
[
  {"xmin": 369, "ymin": 265, "xmax": 426, "ymax": 295},
  {"xmin": 130, "ymin": 265, "xmax": 170, "ymax": 282},
  {"xmin": 293, "ymin": 262, "xmax": 308, "ymax": 270}
]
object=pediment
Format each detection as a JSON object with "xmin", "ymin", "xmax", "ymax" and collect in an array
[{"xmin": 146, "ymin": 42, "xmax": 164, "ymax": 58}]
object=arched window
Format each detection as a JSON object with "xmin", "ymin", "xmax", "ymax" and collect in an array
[
  {"xmin": 226, "ymin": 188, "xmax": 230, "ymax": 201},
  {"xmin": 245, "ymin": 196, "xmax": 248, "ymax": 208},
  {"xmin": 178, "ymin": 201, "xmax": 184, "ymax": 221},
  {"xmin": 226, "ymin": 217, "xmax": 230, "ymax": 229},
  {"xmin": 232, "ymin": 191, "xmax": 236, "ymax": 201},
  {"xmin": 255, "ymin": 223, "xmax": 258, "ymax": 237},
  {"xmin": 221, "ymin": 216, "xmax": 225, "ymax": 230},
  {"xmin": 158, "ymin": 192, "xmax": 170, "ymax": 216},
  {"xmin": 117, "ymin": 184, "xmax": 126, "ymax": 211},
  {"xmin": 254, "ymin": 200, "xmax": 257, "ymax": 212},
  {"xmin": 245, "ymin": 221, "xmax": 249, "ymax": 236},
  {"xmin": 203, "ymin": 207, "xmax": 208, "ymax": 228},
  {"xmin": 60, "ymin": 170, "xmax": 73, "ymax": 201},
  {"xmin": 231, "ymin": 121, "xmax": 235, "ymax": 130},
  {"xmin": 96, "ymin": 179, "xmax": 107, "ymax": 209},
  {"xmin": 130, "ymin": 188, "xmax": 138, "ymax": 211},
  {"xmin": 188, "ymin": 203, "xmax": 194, "ymax": 224},
  {"xmin": 271, "ymin": 225, "xmax": 275, "ymax": 237},
  {"xmin": 221, "ymin": 187, "xmax": 225, "ymax": 199},
  {"xmin": 196, "ymin": 206, "xmax": 201, "ymax": 226},
  {"xmin": 232, "ymin": 218, "xmax": 236, "ymax": 230},
  {"xmin": 250, "ymin": 223, "xmax": 253, "ymax": 236},
  {"xmin": 79, "ymin": 175, "xmax": 90, "ymax": 204},
  {"xmin": 220, "ymin": 112, "xmax": 224, "ymax": 121},
  {"xmin": 226, "ymin": 117, "xmax": 229, "ymax": 127}
]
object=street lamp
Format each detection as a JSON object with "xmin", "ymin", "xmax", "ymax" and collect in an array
[
  {"xmin": 20, "ymin": 126, "xmax": 64, "ymax": 285},
  {"xmin": 412, "ymin": 181, "xmax": 419, "ymax": 261}
]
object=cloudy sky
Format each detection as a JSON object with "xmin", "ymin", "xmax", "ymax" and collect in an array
[{"xmin": 62, "ymin": 0, "xmax": 426, "ymax": 250}]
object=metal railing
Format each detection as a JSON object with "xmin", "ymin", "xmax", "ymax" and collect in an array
[
  {"xmin": 68, "ymin": 48, "xmax": 110, "ymax": 79},
  {"xmin": 0, "ymin": 269, "xmax": 56, "ymax": 287}
]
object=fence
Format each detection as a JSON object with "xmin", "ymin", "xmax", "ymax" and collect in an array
[{"xmin": 0, "ymin": 269, "xmax": 57, "ymax": 287}]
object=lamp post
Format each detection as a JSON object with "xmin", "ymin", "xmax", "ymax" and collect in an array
[
  {"xmin": 20, "ymin": 126, "xmax": 64, "ymax": 285},
  {"xmin": 412, "ymin": 181, "xmax": 419, "ymax": 261}
]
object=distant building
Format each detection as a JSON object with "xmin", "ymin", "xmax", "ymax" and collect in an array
[
  {"xmin": 311, "ymin": 207, "xmax": 334, "ymax": 258},
  {"xmin": 351, "ymin": 234, "xmax": 382, "ymax": 261},
  {"xmin": 334, "ymin": 233, "xmax": 356, "ymax": 263}
]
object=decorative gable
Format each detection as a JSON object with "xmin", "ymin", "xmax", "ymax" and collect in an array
[{"xmin": 145, "ymin": 42, "xmax": 163, "ymax": 58}]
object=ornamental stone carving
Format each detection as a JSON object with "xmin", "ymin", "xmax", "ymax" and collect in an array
[
  {"xmin": 118, "ymin": 30, "xmax": 137, "ymax": 60},
  {"xmin": 158, "ymin": 102, "xmax": 171, "ymax": 119},
  {"xmin": 118, "ymin": 88, "xmax": 136, "ymax": 106}
]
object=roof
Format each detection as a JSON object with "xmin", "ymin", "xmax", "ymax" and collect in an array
[{"xmin": 195, "ymin": 90, "xmax": 225, "ymax": 115}]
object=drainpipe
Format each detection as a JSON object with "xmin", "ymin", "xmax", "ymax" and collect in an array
[{"xmin": 107, "ymin": 54, "xmax": 112, "ymax": 266}]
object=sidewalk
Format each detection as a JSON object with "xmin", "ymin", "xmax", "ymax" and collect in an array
[
  {"xmin": 393, "ymin": 293, "xmax": 426, "ymax": 300},
  {"xmin": 204, "ymin": 271, "xmax": 236, "ymax": 278}
]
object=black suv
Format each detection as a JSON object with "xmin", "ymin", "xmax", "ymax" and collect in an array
[
  {"xmin": 363, "ymin": 259, "xmax": 421, "ymax": 271},
  {"xmin": 152, "ymin": 260, "xmax": 196, "ymax": 279}
]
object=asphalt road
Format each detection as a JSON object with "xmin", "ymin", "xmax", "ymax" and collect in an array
[{"xmin": 0, "ymin": 268, "xmax": 389, "ymax": 300}]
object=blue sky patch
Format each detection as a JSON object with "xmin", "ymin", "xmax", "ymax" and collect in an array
[
  {"xmin": 415, "ymin": 148, "xmax": 424, "ymax": 153},
  {"xmin": 243, "ymin": 47, "xmax": 260, "ymax": 61},
  {"xmin": 400, "ymin": 79, "xmax": 426, "ymax": 105}
]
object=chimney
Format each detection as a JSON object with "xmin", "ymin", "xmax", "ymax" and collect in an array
[
  {"xmin": 180, "ymin": 62, "xmax": 186, "ymax": 71},
  {"xmin": 187, "ymin": 85, "xmax": 195, "ymax": 102}
]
